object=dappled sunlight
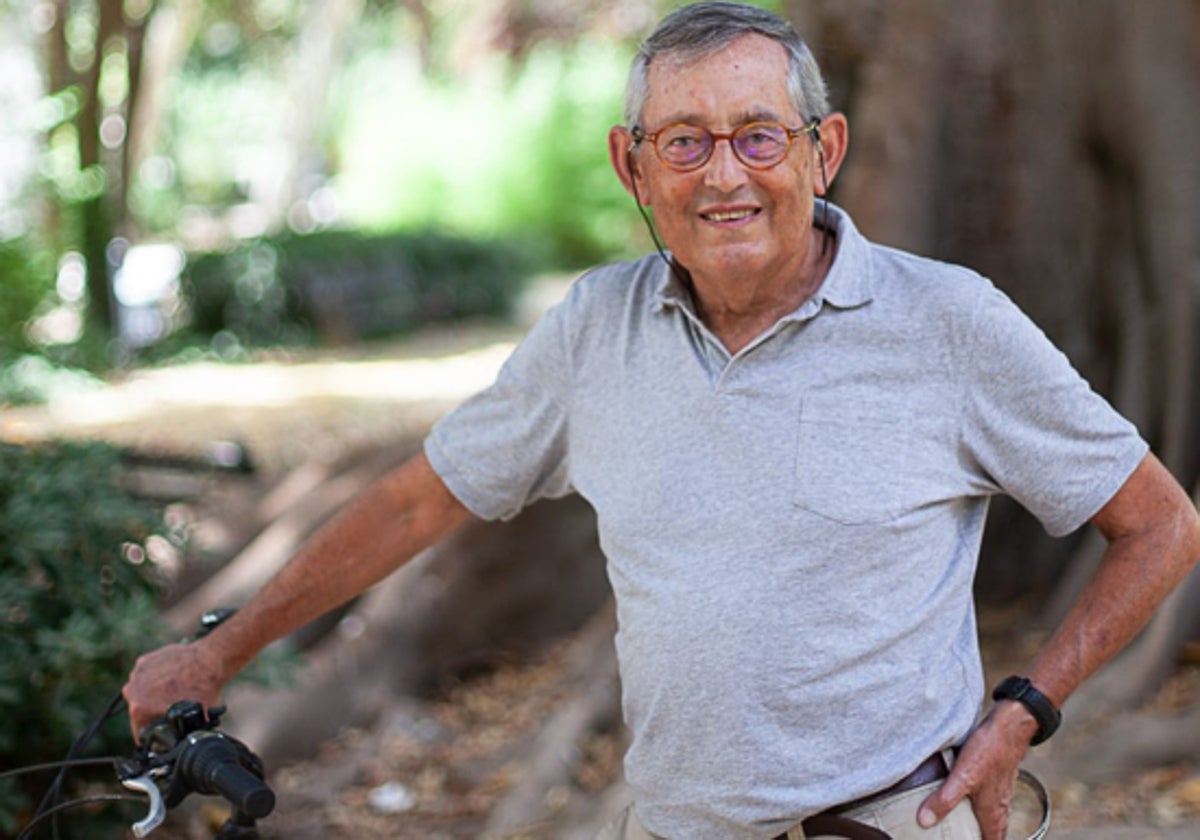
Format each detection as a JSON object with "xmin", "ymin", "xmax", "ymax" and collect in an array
[
  {"xmin": 2, "ymin": 277, "xmax": 570, "ymax": 470},
  {"xmin": 0, "ymin": 339, "xmax": 516, "ymax": 436}
]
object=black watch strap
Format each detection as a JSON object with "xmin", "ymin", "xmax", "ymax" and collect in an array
[{"xmin": 992, "ymin": 676, "xmax": 1062, "ymax": 745}]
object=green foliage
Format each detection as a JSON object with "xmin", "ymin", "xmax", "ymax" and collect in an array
[
  {"xmin": 166, "ymin": 65, "xmax": 288, "ymax": 209},
  {"xmin": 179, "ymin": 228, "xmax": 540, "ymax": 348},
  {"xmin": 0, "ymin": 441, "xmax": 171, "ymax": 830},
  {"xmin": 0, "ymin": 238, "xmax": 95, "ymax": 409},
  {"xmin": 151, "ymin": 3, "xmax": 642, "ymax": 265},
  {"xmin": 495, "ymin": 43, "xmax": 643, "ymax": 265},
  {"xmin": 0, "ymin": 238, "xmax": 54, "ymax": 357},
  {"xmin": 333, "ymin": 37, "xmax": 639, "ymax": 265}
]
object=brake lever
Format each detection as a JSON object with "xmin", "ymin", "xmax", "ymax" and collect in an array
[
  {"xmin": 118, "ymin": 720, "xmax": 184, "ymax": 838},
  {"xmin": 121, "ymin": 772, "xmax": 167, "ymax": 837}
]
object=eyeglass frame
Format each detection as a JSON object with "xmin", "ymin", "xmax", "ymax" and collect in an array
[{"xmin": 630, "ymin": 117, "xmax": 822, "ymax": 172}]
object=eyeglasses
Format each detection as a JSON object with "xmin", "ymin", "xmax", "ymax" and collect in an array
[{"xmin": 631, "ymin": 119, "xmax": 820, "ymax": 172}]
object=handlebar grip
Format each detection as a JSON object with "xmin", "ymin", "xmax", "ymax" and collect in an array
[
  {"xmin": 207, "ymin": 760, "xmax": 275, "ymax": 819},
  {"xmin": 178, "ymin": 733, "xmax": 276, "ymax": 819}
]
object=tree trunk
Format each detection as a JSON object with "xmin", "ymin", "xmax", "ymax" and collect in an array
[
  {"xmin": 76, "ymin": 0, "xmax": 125, "ymax": 341},
  {"xmin": 260, "ymin": 0, "xmax": 364, "ymax": 232},
  {"xmin": 122, "ymin": 0, "xmax": 204, "ymax": 215},
  {"xmin": 116, "ymin": 2, "xmax": 155, "ymax": 233}
]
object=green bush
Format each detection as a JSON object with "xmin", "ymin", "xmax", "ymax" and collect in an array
[
  {"xmin": 0, "ymin": 441, "xmax": 172, "ymax": 833},
  {"xmin": 181, "ymin": 228, "xmax": 539, "ymax": 348}
]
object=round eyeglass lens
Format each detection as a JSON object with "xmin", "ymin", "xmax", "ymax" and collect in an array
[
  {"xmin": 732, "ymin": 123, "xmax": 789, "ymax": 166},
  {"xmin": 656, "ymin": 125, "xmax": 712, "ymax": 168}
]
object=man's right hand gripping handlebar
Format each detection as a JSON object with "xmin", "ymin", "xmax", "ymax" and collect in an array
[
  {"xmin": 123, "ymin": 607, "xmax": 248, "ymax": 740},
  {"xmin": 124, "ymin": 640, "xmax": 230, "ymax": 740}
]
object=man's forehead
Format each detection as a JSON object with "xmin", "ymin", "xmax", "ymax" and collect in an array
[{"xmin": 643, "ymin": 34, "xmax": 794, "ymax": 123}]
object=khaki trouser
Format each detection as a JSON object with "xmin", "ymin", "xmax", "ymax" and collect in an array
[{"xmin": 594, "ymin": 779, "xmax": 982, "ymax": 840}]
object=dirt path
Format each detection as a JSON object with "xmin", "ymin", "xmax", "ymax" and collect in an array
[{"xmin": 0, "ymin": 321, "xmax": 523, "ymax": 471}]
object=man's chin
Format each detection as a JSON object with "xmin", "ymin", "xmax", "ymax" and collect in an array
[{"xmin": 682, "ymin": 245, "xmax": 775, "ymax": 282}]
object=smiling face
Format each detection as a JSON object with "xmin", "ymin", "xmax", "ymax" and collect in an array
[{"xmin": 612, "ymin": 34, "xmax": 844, "ymax": 302}]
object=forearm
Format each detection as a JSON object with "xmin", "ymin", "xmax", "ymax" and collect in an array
[
  {"xmin": 920, "ymin": 455, "xmax": 1200, "ymax": 839},
  {"xmin": 124, "ymin": 452, "xmax": 471, "ymax": 733},
  {"xmin": 1026, "ymin": 457, "xmax": 1200, "ymax": 709},
  {"xmin": 201, "ymin": 451, "xmax": 472, "ymax": 682}
]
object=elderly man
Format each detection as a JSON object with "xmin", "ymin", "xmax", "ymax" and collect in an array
[{"xmin": 125, "ymin": 3, "xmax": 1200, "ymax": 839}]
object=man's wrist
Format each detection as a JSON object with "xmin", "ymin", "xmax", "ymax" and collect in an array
[
  {"xmin": 193, "ymin": 623, "xmax": 251, "ymax": 690},
  {"xmin": 992, "ymin": 675, "xmax": 1062, "ymax": 745}
]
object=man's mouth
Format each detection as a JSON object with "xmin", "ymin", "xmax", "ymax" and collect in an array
[{"xmin": 701, "ymin": 208, "xmax": 760, "ymax": 223}]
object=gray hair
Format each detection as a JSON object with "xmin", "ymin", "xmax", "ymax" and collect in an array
[{"xmin": 623, "ymin": 1, "xmax": 831, "ymax": 128}]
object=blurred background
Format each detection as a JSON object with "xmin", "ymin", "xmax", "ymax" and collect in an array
[
  {"xmin": 0, "ymin": 0, "xmax": 663, "ymax": 374},
  {"xmin": 1, "ymin": 0, "xmax": 1199, "ymax": 837}
]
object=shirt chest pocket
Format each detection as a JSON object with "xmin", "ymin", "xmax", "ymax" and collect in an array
[{"xmin": 793, "ymin": 398, "xmax": 948, "ymax": 525}]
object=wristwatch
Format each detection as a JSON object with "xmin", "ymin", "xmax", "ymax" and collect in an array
[{"xmin": 992, "ymin": 676, "xmax": 1062, "ymax": 745}]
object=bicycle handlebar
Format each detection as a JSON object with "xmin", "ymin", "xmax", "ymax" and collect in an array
[
  {"xmin": 121, "ymin": 609, "xmax": 275, "ymax": 836},
  {"xmin": 117, "ymin": 699, "xmax": 275, "ymax": 838},
  {"xmin": 7, "ymin": 609, "xmax": 274, "ymax": 839}
]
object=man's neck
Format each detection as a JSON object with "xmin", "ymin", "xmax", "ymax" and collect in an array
[{"xmin": 687, "ymin": 227, "xmax": 835, "ymax": 355}]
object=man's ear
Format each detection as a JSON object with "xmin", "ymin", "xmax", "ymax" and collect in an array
[
  {"xmin": 811, "ymin": 111, "xmax": 849, "ymax": 196},
  {"xmin": 609, "ymin": 126, "xmax": 648, "ymax": 204}
]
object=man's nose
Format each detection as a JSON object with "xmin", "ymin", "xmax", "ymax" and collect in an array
[{"xmin": 703, "ymin": 138, "xmax": 751, "ymax": 191}]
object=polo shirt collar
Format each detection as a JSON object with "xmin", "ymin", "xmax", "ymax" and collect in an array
[
  {"xmin": 652, "ymin": 202, "xmax": 874, "ymax": 317},
  {"xmin": 808, "ymin": 202, "xmax": 874, "ymax": 311}
]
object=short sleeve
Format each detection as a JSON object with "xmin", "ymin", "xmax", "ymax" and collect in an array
[
  {"xmin": 424, "ymin": 302, "xmax": 574, "ymax": 521},
  {"xmin": 959, "ymin": 286, "xmax": 1147, "ymax": 536}
]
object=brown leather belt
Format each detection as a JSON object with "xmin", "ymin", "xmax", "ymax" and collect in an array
[{"xmin": 774, "ymin": 753, "xmax": 949, "ymax": 840}]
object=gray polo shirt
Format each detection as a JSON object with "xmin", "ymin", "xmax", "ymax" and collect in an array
[{"xmin": 424, "ymin": 205, "xmax": 1147, "ymax": 840}]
